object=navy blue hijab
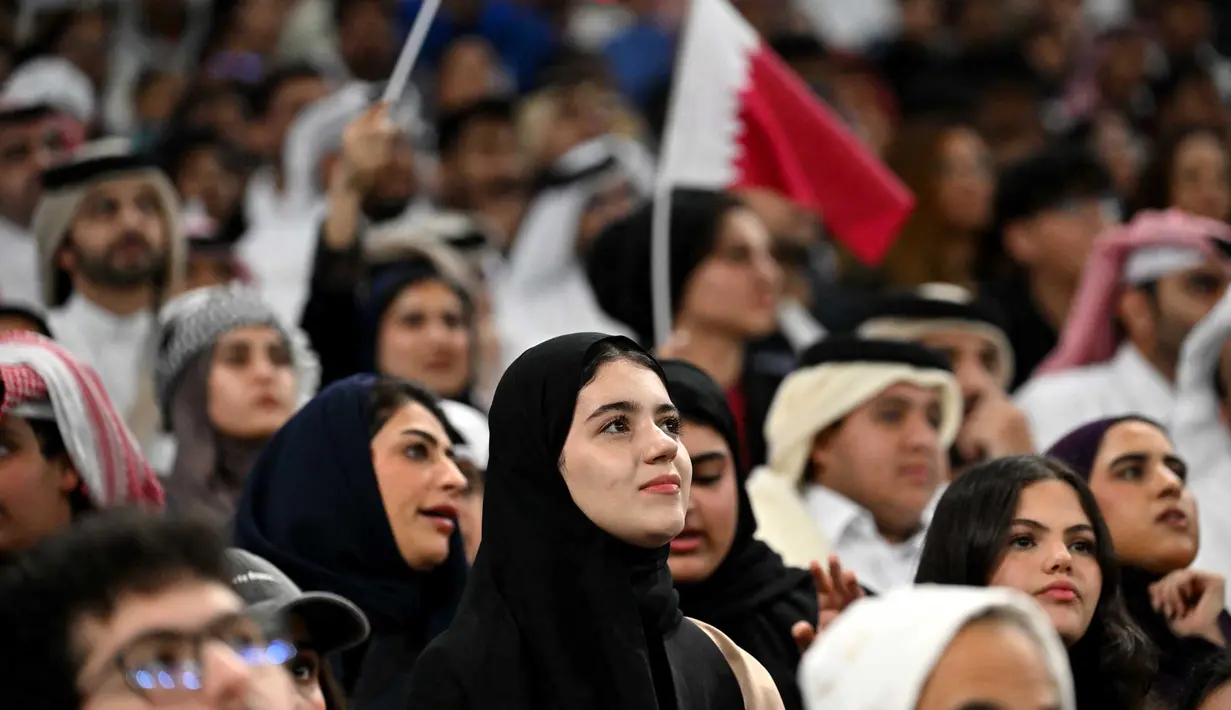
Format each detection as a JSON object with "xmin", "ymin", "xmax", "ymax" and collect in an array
[{"xmin": 233, "ymin": 374, "xmax": 467, "ymax": 634}]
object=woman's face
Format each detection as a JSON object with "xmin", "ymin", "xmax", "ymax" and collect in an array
[
  {"xmin": 1170, "ymin": 132, "xmax": 1231, "ymax": 221},
  {"xmin": 286, "ymin": 616, "xmax": 326, "ymax": 710},
  {"xmin": 667, "ymin": 420, "xmax": 739, "ymax": 583},
  {"xmin": 677, "ymin": 207, "xmax": 781, "ymax": 340},
  {"xmin": 1088, "ymin": 420, "xmax": 1198, "ymax": 574},
  {"xmin": 988, "ymin": 480, "xmax": 1102, "ymax": 644},
  {"xmin": 935, "ymin": 127, "xmax": 994, "ymax": 232},
  {"xmin": 378, "ymin": 280, "xmax": 472, "ymax": 398},
  {"xmin": 560, "ymin": 358, "xmax": 692, "ymax": 548},
  {"xmin": 916, "ymin": 617, "xmax": 1060, "ymax": 710},
  {"xmin": 208, "ymin": 326, "xmax": 296, "ymax": 440},
  {"xmin": 370, "ymin": 401, "xmax": 467, "ymax": 570}
]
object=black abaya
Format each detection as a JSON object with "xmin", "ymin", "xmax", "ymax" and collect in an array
[
  {"xmin": 405, "ymin": 333, "xmax": 753, "ymax": 710},
  {"xmin": 663, "ymin": 360, "xmax": 817, "ymax": 710}
]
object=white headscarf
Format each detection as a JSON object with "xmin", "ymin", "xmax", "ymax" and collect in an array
[
  {"xmin": 800, "ymin": 585, "xmax": 1076, "ymax": 710},
  {"xmin": 440, "ymin": 400, "xmax": 489, "ymax": 471},
  {"xmin": 1171, "ymin": 287, "xmax": 1231, "ymax": 483},
  {"xmin": 746, "ymin": 355, "xmax": 962, "ymax": 568},
  {"xmin": 490, "ymin": 135, "xmax": 649, "ymax": 372}
]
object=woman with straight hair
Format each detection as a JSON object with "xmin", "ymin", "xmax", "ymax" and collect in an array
[
  {"xmin": 406, "ymin": 333, "xmax": 782, "ymax": 709},
  {"xmin": 915, "ymin": 455, "xmax": 1156, "ymax": 709}
]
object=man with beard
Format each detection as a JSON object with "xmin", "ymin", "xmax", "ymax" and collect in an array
[
  {"xmin": 854, "ymin": 283, "xmax": 1035, "ymax": 476},
  {"xmin": 1017, "ymin": 209, "xmax": 1231, "ymax": 449},
  {"xmin": 33, "ymin": 139, "xmax": 185, "ymax": 447}
]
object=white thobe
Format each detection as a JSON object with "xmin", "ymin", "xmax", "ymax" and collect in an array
[
  {"xmin": 1016, "ymin": 344, "xmax": 1174, "ymax": 451},
  {"xmin": 243, "ymin": 167, "xmax": 284, "ymax": 231},
  {"xmin": 1170, "ymin": 288, "xmax": 1231, "ymax": 607},
  {"xmin": 236, "ymin": 200, "xmax": 325, "ymax": 325},
  {"xmin": 47, "ymin": 294, "xmax": 153, "ymax": 420},
  {"xmin": 0, "ymin": 217, "xmax": 40, "ymax": 305},
  {"xmin": 805, "ymin": 484, "xmax": 929, "ymax": 594}
]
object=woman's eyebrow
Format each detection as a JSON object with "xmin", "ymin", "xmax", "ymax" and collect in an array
[{"xmin": 586, "ymin": 401, "xmax": 637, "ymax": 422}]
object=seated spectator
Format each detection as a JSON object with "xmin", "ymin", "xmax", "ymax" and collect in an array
[
  {"xmin": 799, "ymin": 585, "xmax": 1076, "ymax": 710},
  {"xmin": 0, "ymin": 331, "xmax": 162, "ymax": 561},
  {"xmin": 0, "ymin": 510, "xmax": 302, "ymax": 710},
  {"xmin": 225, "ymin": 548, "xmax": 370, "ymax": 710}
]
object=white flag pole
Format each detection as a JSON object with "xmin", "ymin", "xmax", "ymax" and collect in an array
[
  {"xmin": 381, "ymin": 0, "xmax": 443, "ymax": 105},
  {"xmin": 649, "ymin": 183, "xmax": 675, "ymax": 348},
  {"xmin": 650, "ymin": 0, "xmax": 704, "ymax": 349}
]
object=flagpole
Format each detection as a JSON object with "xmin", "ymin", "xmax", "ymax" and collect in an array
[
  {"xmin": 382, "ymin": 0, "xmax": 443, "ymax": 105},
  {"xmin": 650, "ymin": 183, "xmax": 674, "ymax": 348},
  {"xmin": 650, "ymin": 0, "xmax": 704, "ymax": 349}
]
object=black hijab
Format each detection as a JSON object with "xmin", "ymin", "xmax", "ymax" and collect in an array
[
  {"xmin": 407, "ymin": 333, "xmax": 685, "ymax": 709},
  {"xmin": 586, "ymin": 190, "xmax": 744, "ymax": 346},
  {"xmin": 233, "ymin": 374, "xmax": 467, "ymax": 634},
  {"xmin": 359, "ymin": 259, "xmax": 478, "ymax": 405},
  {"xmin": 663, "ymin": 360, "xmax": 815, "ymax": 709}
]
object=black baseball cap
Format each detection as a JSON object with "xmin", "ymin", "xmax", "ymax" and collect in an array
[{"xmin": 224, "ymin": 549, "xmax": 370, "ymax": 654}]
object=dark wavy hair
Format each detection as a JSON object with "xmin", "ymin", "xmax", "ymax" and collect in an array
[{"xmin": 915, "ymin": 455, "xmax": 1156, "ymax": 709}]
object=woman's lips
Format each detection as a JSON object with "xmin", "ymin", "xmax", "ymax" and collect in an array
[
  {"xmin": 669, "ymin": 531, "xmax": 703, "ymax": 553},
  {"xmin": 1156, "ymin": 507, "xmax": 1190, "ymax": 531},
  {"xmin": 421, "ymin": 504, "xmax": 459, "ymax": 533}
]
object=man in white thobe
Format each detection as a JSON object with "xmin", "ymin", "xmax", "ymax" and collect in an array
[
  {"xmin": 33, "ymin": 139, "xmax": 185, "ymax": 449},
  {"xmin": 1016, "ymin": 209, "xmax": 1231, "ymax": 450},
  {"xmin": 745, "ymin": 336, "xmax": 963, "ymax": 593},
  {"xmin": 0, "ymin": 58, "xmax": 96, "ymax": 305}
]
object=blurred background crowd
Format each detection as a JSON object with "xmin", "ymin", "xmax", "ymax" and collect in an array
[{"xmin": 10, "ymin": 0, "xmax": 1231, "ymax": 709}]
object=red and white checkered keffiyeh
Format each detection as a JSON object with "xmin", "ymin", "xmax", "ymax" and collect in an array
[{"xmin": 0, "ymin": 331, "xmax": 164, "ymax": 508}]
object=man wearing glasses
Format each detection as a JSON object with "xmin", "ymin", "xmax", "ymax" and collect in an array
[{"xmin": 0, "ymin": 510, "xmax": 304, "ymax": 710}]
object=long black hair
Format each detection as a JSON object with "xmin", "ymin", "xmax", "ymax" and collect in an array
[{"xmin": 915, "ymin": 455, "xmax": 1156, "ymax": 709}]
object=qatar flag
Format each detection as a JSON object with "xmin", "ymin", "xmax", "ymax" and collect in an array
[{"xmin": 657, "ymin": 0, "xmax": 914, "ymax": 266}]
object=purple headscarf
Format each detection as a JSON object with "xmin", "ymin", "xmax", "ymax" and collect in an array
[{"xmin": 1045, "ymin": 415, "xmax": 1168, "ymax": 480}]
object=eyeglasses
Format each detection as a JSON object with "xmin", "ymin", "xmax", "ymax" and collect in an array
[{"xmin": 80, "ymin": 611, "xmax": 296, "ymax": 705}]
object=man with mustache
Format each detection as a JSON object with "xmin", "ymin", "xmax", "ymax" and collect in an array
[{"xmin": 34, "ymin": 138, "xmax": 185, "ymax": 448}]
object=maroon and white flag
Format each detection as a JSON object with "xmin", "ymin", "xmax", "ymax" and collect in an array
[{"xmin": 658, "ymin": 0, "xmax": 914, "ymax": 265}]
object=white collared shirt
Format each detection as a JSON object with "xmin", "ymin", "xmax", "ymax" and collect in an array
[
  {"xmin": 0, "ymin": 217, "xmax": 40, "ymax": 304},
  {"xmin": 47, "ymin": 293, "xmax": 154, "ymax": 419},
  {"xmin": 805, "ymin": 484, "xmax": 931, "ymax": 594},
  {"xmin": 1016, "ymin": 343, "xmax": 1174, "ymax": 451}
]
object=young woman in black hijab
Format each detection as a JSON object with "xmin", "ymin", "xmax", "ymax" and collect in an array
[
  {"xmin": 586, "ymin": 189, "xmax": 786, "ymax": 469},
  {"xmin": 1048, "ymin": 416, "xmax": 1231, "ymax": 706},
  {"xmin": 662, "ymin": 359, "xmax": 816, "ymax": 710},
  {"xmin": 915, "ymin": 455, "xmax": 1157, "ymax": 709},
  {"xmin": 406, "ymin": 333, "xmax": 783, "ymax": 709},
  {"xmin": 234, "ymin": 373, "xmax": 469, "ymax": 710}
]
